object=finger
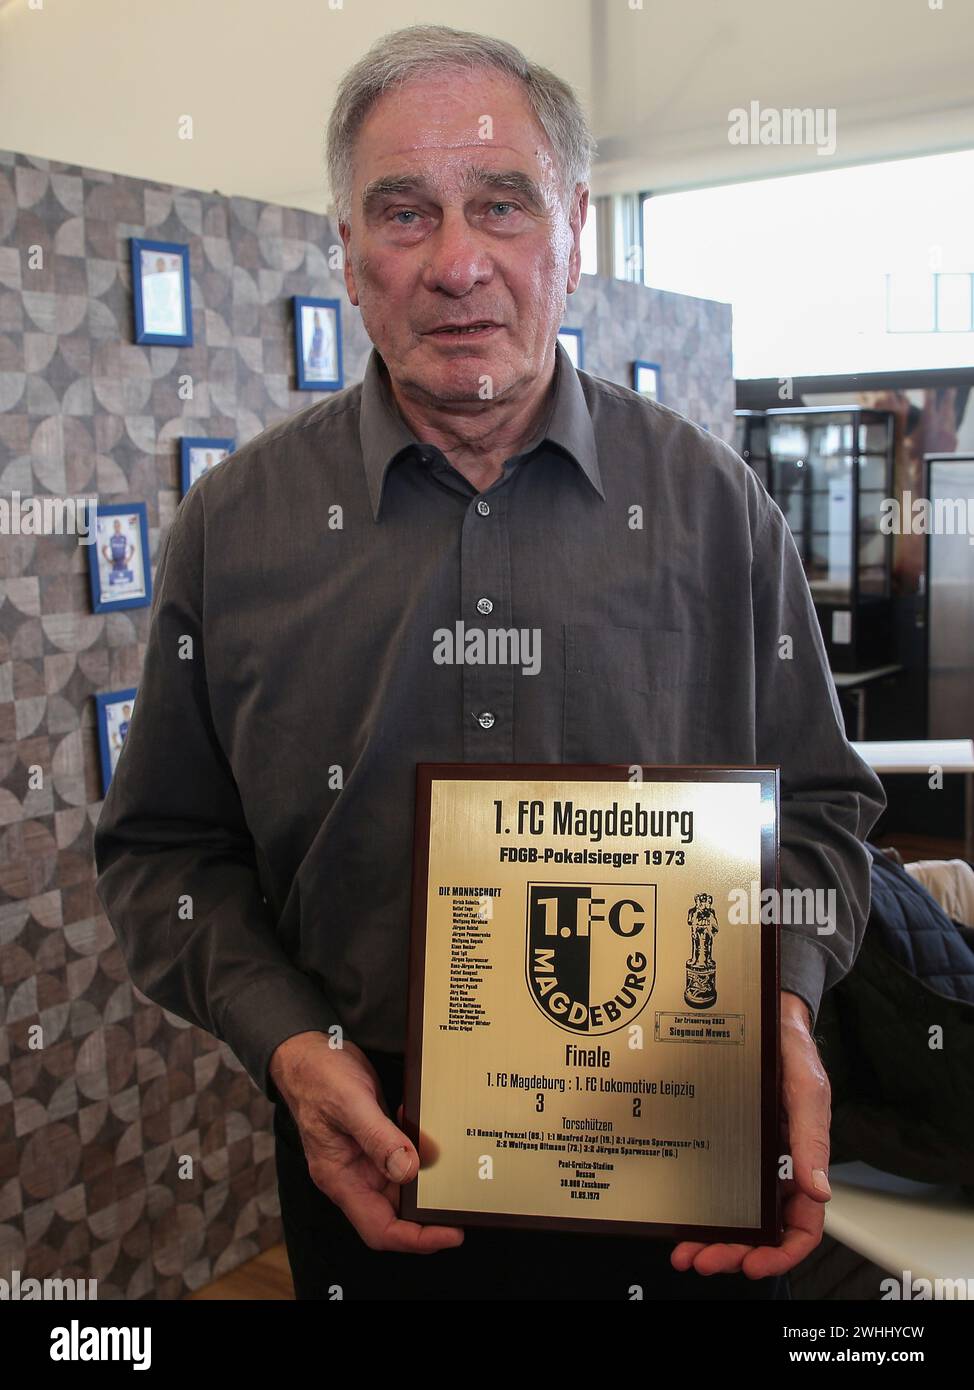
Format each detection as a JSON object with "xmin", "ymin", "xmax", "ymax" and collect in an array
[
  {"xmin": 689, "ymin": 1243, "xmax": 753, "ymax": 1276},
  {"xmin": 782, "ymin": 1021, "xmax": 832, "ymax": 1204},
  {"xmin": 336, "ymin": 1183, "xmax": 464, "ymax": 1254},
  {"xmin": 739, "ymin": 1193, "xmax": 825, "ymax": 1278},
  {"xmin": 683, "ymin": 1190, "xmax": 826, "ymax": 1280},
  {"xmin": 337, "ymin": 1084, "xmax": 418, "ymax": 1185},
  {"xmin": 670, "ymin": 1241, "xmax": 707, "ymax": 1271}
]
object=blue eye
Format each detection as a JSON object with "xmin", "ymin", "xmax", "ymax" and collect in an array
[{"xmin": 393, "ymin": 210, "xmax": 417, "ymax": 224}]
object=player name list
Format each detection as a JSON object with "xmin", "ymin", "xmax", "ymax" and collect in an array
[{"xmin": 439, "ymin": 887, "xmax": 500, "ymax": 1032}]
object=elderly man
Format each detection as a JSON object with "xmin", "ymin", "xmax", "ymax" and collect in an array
[{"xmin": 95, "ymin": 24, "xmax": 885, "ymax": 1301}]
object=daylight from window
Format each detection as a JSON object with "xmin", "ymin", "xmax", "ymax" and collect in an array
[{"xmin": 642, "ymin": 149, "xmax": 974, "ymax": 379}]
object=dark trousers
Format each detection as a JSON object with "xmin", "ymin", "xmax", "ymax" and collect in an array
[{"xmin": 274, "ymin": 1050, "xmax": 791, "ymax": 1301}]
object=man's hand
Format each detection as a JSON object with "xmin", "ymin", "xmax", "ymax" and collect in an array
[
  {"xmin": 670, "ymin": 990, "xmax": 831, "ymax": 1279},
  {"xmin": 269, "ymin": 1031, "xmax": 464, "ymax": 1254}
]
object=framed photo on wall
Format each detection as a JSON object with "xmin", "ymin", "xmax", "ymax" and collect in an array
[
  {"xmin": 130, "ymin": 238, "xmax": 193, "ymax": 346},
  {"xmin": 294, "ymin": 296, "xmax": 343, "ymax": 390},
  {"xmin": 95, "ymin": 688, "xmax": 137, "ymax": 795},
  {"xmin": 180, "ymin": 436, "xmax": 235, "ymax": 496},
  {"xmin": 88, "ymin": 503, "xmax": 152, "ymax": 613},
  {"xmin": 557, "ymin": 326, "xmax": 584, "ymax": 369},
  {"xmin": 633, "ymin": 359, "xmax": 662, "ymax": 402}
]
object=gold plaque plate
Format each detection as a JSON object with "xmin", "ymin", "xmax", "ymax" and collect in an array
[{"xmin": 402, "ymin": 764, "xmax": 781, "ymax": 1243}]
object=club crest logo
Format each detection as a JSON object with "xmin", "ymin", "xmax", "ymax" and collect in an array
[{"xmin": 526, "ymin": 882, "xmax": 657, "ymax": 1034}]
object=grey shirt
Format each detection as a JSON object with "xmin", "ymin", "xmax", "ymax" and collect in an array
[{"xmin": 93, "ymin": 341, "xmax": 886, "ymax": 1101}]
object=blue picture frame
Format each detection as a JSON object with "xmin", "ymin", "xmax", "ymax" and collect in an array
[
  {"xmin": 131, "ymin": 237, "xmax": 193, "ymax": 346},
  {"xmin": 95, "ymin": 687, "xmax": 138, "ymax": 795},
  {"xmin": 180, "ymin": 436, "xmax": 235, "ymax": 496},
  {"xmin": 88, "ymin": 502, "xmax": 152, "ymax": 613},
  {"xmin": 294, "ymin": 295, "xmax": 344, "ymax": 391},
  {"xmin": 633, "ymin": 359, "xmax": 663, "ymax": 403},
  {"xmin": 557, "ymin": 326, "xmax": 584, "ymax": 370}
]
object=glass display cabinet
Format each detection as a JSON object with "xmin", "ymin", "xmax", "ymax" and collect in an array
[
  {"xmin": 757, "ymin": 406, "xmax": 895, "ymax": 672},
  {"xmin": 925, "ymin": 452, "xmax": 974, "ymax": 740}
]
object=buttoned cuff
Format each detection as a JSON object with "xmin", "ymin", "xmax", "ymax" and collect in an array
[
  {"xmin": 779, "ymin": 929, "xmax": 829, "ymax": 1032},
  {"xmin": 220, "ymin": 971, "xmax": 341, "ymax": 1103}
]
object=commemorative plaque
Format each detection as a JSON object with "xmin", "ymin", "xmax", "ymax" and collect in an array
[{"xmin": 402, "ymin": 764, "xmax": 781, "ymax": 1244}]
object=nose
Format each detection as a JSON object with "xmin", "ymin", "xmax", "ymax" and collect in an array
[{"xmin": 420, "ymin": 209, "xmax": 493, "ymax": 296}]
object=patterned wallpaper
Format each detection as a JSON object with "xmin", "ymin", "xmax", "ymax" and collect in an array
[
  {"xmin": 0, "ymin": 147, "xmax": 734, "ymax": 1299},
  {"xmin": 561, "ymin": 275, "xmax": 735, "ymax": 441}
]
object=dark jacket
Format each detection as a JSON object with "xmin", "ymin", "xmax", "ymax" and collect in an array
[{"xmin": 817, "ymin": 844, "xmax": 974, "ymax": 1190}]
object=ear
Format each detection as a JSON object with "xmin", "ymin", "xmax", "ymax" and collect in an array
[
  {"xmin": 566, "ymin": 185, "xmax": 589, "ymax": 295},
  {"xmin": 340, "ymin": 221, "xmax": 359, "ymax": 307}
]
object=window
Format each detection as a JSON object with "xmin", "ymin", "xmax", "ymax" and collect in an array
[
  {"xmin": 641, "ymin": 149, "xmax": 974, "ymax": 377},
  {"xmin": 935, "ymin": 273, "xmax": 974, "ymax": 333},
  {"xmin": 886, "ymin": 272, "xmax": 974, "ymax": 333}
]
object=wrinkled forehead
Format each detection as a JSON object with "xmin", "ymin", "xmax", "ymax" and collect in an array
[{"xmin": 352, "ymin": 70, "xmax": 560, "ymax": 197}]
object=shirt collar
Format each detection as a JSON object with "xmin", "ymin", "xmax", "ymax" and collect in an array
[{"xmin": 359, "ymin": 338, "xmax": 605, "ymax": 519}]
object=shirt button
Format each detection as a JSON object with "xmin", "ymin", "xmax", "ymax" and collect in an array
[
  {"xmin": 476, "ymin": 499, "xmax": 490, "ymax": 516},
  {"xmin": 477, "ymin": 711, "xmax": 496, "ymax": 729},
  {"xmin": 476, "ymin": 597, "xmax": 493, "ymax": 615}
]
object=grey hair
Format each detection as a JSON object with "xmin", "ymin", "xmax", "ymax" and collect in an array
[{"xmin": 325, "ymin": 24, "xmax": 596, "ymax": 225}]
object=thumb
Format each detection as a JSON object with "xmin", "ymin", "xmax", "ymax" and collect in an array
[
  {"xmin": 784, "ymin": 1036, "xmax": 832, "ymax": 1203},
  {"xmin": 339, "ymin": 1085, "xmax": 418, "ymax": 1185}
]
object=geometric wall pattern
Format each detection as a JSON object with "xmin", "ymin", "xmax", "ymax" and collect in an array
[{"xmin": 0, "ymin": 146, "xmax": 734, "ymax": 1298}]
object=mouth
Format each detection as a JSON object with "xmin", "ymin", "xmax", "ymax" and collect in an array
[{"xmin": 423, "ymin": 322, "xmax": 502, "ymax": 341}]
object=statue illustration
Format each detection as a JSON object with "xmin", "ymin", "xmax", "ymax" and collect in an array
[{"xmin": 684, "ymin": 891, "xmax": 718, "ymax": 1009}]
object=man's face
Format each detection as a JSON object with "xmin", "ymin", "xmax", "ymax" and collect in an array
[{"xmin": 340, "ymin": 69, "xmax": 587, "ymax": 405}]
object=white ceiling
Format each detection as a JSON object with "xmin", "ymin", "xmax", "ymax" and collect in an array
[{"xmin": 1, "ymin": 0, "xmax": 972, "ymax": 212}]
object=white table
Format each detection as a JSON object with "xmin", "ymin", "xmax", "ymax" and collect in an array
[
  {"xmin": 851, "ymin": 738, "xmax": 974, "ymax": 861},
  {"xmin": 832, "ymin": 666, "xmax": 905, "ymax": 689},
  {"xmin": 825, "ymin": 1161, "xmax": 974, "ymax": 1290}
]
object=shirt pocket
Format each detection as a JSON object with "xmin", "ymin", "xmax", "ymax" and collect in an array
[{"xmin": 563, "ymin": 622, "xmax": 712, "ymax": 765}]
